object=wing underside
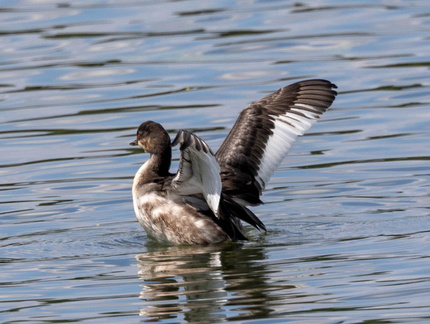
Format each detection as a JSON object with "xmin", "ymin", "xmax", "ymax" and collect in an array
[
  {"xmin": 171, "ymin": 130, "xmax": 222, "ymax": 216},
  {"xmin": 215, "ymin": 79, "xmax": 338, "ymax": 206}
]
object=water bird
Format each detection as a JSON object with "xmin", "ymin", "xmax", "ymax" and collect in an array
[{"xmin": 130, "ymin": 79, "xmax": 337, "ymax": 245}]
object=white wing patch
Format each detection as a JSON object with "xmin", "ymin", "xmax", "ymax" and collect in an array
[
  {"xmin": 172, "ymin": 131, "xmax": 222, "ymax": 217},
  {"xmin": 255, "ymin": 108, "xmax": 322, "ymax": 190}
]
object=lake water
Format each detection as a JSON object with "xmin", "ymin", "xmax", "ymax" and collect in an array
[{"xmin": 1, "ymin": 0, "xmax": 430, "ymax": 323}]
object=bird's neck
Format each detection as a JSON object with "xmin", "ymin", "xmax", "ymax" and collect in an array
[
  {"xmin": 149, "ymin": 148, "xmax": 172, "ymax": 177},
  {"xmin": 134, "ymin": 147, "xmax": 172, "ymax": 188}
]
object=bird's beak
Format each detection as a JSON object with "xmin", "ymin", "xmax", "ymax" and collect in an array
[{"xmin": 129, "ymin": 139, "xmax": 138, "ymax": 146}]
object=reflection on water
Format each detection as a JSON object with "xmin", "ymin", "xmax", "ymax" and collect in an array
[
  {"xmin": 135, "ymin": 230, "xmax": 430, "ymax": 322},
  {"xmin": 136, "ymin": 244, "xmax": 274, "ymax": 322},
  {"xmin": 1, "ymin": 0, "xmax": 430, "ymax": 323}
]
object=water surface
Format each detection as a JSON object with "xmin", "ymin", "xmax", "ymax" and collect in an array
[{"xmin": 1, "ymin": 0, "xmax": 430, "ymax": 323}]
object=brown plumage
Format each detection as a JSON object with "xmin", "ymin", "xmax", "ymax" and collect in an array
[{"xmin": 131, "ymin": 79, "xmax": 337, "ymax": 245}]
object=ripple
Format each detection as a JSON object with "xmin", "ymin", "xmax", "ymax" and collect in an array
[{"xmin": 1, "ymin": 0, "xmax": 430, "ymax": 323}]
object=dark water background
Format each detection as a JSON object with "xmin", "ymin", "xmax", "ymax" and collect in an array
[{"xmin": 1, "ymin": 0, "xmax": 430, "ymax": 323}]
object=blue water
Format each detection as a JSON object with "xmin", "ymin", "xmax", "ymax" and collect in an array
[{"xmin": 1, "ymin": 0, "xmax": 430, "ymax": 323}]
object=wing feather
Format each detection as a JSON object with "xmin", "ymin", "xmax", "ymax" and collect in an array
[
  {"xmin": 216, "ymin": 79, "xmax": 337, "ymax": 206},
  {"xmin": 171, "ymin": 130, "xmax": 222, "ymax": 216}
]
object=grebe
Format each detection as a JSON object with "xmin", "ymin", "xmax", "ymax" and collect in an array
[{"xmin": 130, "ymin": 79, "xmax": 337, "ymax": 245}]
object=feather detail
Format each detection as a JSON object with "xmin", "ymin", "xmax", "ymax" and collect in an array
[
  {"xmin": 216, "ymin": 79, "xmax": 337, "ymax": 206},
  {"xmin": 171, "ymin": 130, "xmax": 222, "ymax": 217}
]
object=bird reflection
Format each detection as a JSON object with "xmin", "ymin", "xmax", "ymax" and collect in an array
[{"xmin": 135, "ymin": 242, "xmax": 278, "ymax": 322}]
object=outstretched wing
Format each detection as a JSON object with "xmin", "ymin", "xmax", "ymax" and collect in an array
[
  {"xmin": 171, "ymin": 130, "xmax": 222, "ymax": 216},
  {"xmin": 215, "ymin": 79, "xmax": 338, "ymax": 206}
]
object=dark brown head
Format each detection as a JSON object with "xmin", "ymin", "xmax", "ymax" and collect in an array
[{"xmin": 130, "ymin": 121, "xmax": 171, "ymax": 154}]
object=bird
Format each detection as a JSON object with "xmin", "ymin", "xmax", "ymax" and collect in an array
[{"xmin": 130, "ymin": 79, "xmax": 337, "ymax": 245}]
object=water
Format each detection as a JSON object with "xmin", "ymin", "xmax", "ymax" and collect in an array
[{"xmin": 1, "ymin": 0, "xmax": 430, "ymax": 322}]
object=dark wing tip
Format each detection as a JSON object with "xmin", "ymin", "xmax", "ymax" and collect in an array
[
  {"xmin": 295, "ymin": 79, "xmax": 338, "ymax": 96},
  {"xmin": 171, "ymin": 129, "xmax": 186, "ymax": 147},
  {"xmin": 172, "ymin": 129, "xmax": 213, "ymax": 154}
]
